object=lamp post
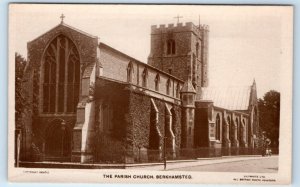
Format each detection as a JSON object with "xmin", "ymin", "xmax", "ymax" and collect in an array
[
  {"xmin": 61, "ymin": 120, "xmax": 66, "ymax": 158},
  {"xmin": 164, "ymin": 136, "xmax": 167, "ymax": 170}
]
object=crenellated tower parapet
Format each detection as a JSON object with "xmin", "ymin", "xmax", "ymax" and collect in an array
[
  {"xmin": 151, "ymin": 22, "xmax": 209, "ymax": 36},
  {"xmin": 148, "ymin": 21, "xmax": 209, "ymax": 100}
]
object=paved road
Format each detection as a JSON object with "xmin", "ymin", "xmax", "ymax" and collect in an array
[{"xmin": 169, "ymin": 156, "xmax": 278, "ymax": 173}]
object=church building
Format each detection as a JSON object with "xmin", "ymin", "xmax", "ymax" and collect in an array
[{"xmin": 20, "ymin": 17, "xmax": 259, "ymax": 164}]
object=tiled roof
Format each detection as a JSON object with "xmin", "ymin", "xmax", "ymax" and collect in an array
[{"xmin": 201, "ymin": 86, "xmax": 251, "ymax": 110}]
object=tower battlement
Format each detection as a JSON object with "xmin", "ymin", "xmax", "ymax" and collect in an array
[
  {"xmin": 148, "ymin": 20, "xmax": 210, "ymax": 92},
  {"xmin": 151, "ymin": 22, "xmax": 209, "ymax": 35}
]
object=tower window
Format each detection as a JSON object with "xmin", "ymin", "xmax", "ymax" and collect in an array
[
  {"xmin": 42, "ymin": 34, "xmax": 80, "ymax": 114},
  {"xmin": 167, "ymin": 39, "xmax": 176, "ymax": 55},
  {"xmin": 142, "ymin": 68, "xmax": 148, "ymax": 87},
  {"xmin": 155, "ymin": 73, "xmax": 160, "ymax": 91}
]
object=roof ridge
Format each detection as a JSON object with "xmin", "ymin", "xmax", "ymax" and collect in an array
[
  {"xmin": 29, "ymin": 22, "xmax": 97, "ymax": 43},
  {"xmin": 61, "ymin": 23, "xmax": 98, "ymax": 39}
]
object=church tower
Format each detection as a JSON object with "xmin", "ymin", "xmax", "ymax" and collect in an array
[{"xmin": 148, "ymin": 22, "xmax": 209, "ymax": 99}]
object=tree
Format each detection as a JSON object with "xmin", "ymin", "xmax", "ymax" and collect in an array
[
  {"xmin": 258, "ymin": 90, "xmax": 280, "ymax": 148},
  {"xmin": 15, "ymin": 52, "xmax": 27, "ymax": 129}
]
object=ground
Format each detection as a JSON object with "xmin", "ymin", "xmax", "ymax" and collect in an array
[
  {"xmin": 133, "ymin": 156, "xmax": 278, "ymax": 173},
  {"xmin": 19, "ymin": 156, "xmax": 279, "ymax": 173},
  {"xmin": 169, "ymin": 156, "xmax": 278, "ymax": 173}
]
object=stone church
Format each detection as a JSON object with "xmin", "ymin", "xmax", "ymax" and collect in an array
[{"xmin": 19, "ymin": 18, "xmax": 259, "ymax": 164}]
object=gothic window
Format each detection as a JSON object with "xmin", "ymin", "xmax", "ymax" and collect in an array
[
  {"xmin": 243, "ymin": 119, "xmax": 247, "ymax": 142},
  {"xmin": 176, "ymin": 83, "xmax": 180, "ymax": 98},
  {"xmin": 236, "ymin": 118, "xmax": 240, "ymax": 141},
  {"xmin": 127, "ymin": 61, "xmax": 134, "ymax": 83},
  {"xmin": 227, "ymin": 116, "xmax": 232, "ymax": 140},
  {"xmin": 142, "ymin": 68, "xmax": 148, "ymax": 88},
  {"xmin": 216, "ymin": 114, "xmax": 221, "ymax": 141},
  {"xmin": 166, "ymin": 79, "xmax": 171, "ymax": 95},
  {"xmin": 42, "ymin": 34, "xmax": 80, "ymax": 114},
  {"xmin": 167, "ymin": 39, "xmax": 175, "ymax": 55},
  {"xmin": 155, "ymin": 73, "xmax": 160, "ymax": 91}
]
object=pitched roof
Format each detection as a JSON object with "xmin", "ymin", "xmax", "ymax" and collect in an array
[
  {"xmin": 60, "ymin": 23, "xmax": 97, "ymax": 39},
  {"xmin": 201, "ymin": 86, "xmax": 251, "ymax": 110},
  {"xmin": 181, "ymin": 80, "xmax": 196, "ymax": 93},
  {"xmin": 29, "ymin": 22, "xmax": 97, "ymax": 43}
]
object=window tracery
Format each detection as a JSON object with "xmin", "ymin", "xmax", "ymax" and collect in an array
[{"xmin": 42, "ymin": 35, "xmax": 80, "ymax": 114}]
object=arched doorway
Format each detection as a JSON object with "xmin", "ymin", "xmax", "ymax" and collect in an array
[{"xmin": 45, "ymin": 119, "xmax": 72, "ymax": 161}]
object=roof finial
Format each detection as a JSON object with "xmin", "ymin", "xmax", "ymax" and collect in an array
[
  {"xmin": 174, "ymin": 14, "xmax": 183, "ymax": 24},
  {"xmin": 60, "ymin": 13, "xmax": 65, "ymax": 24}
]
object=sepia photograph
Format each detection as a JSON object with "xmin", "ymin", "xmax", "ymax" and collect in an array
[{"xmin": 8, "ymin": 4, "xmax": 293, "ymax": 184}]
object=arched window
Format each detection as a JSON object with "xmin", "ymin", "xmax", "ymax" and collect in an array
[
  {"xmin": 176, "ymin": 83, "xmax": 180, "ymax": 98},
  {"xmin": 216, "ymin": 114, "xmax": 221, "ymax": 141},
  {"xmin": 142, "ymin": 68, "xmax": 148, "ymax": 88},
  {"xmin": 236, "ymin": 118, "xmax": 240, "ymax": 141},
  {"xmin": 227, "ymin": 116, "xmax": 232, "ymax": 140},
  {"xmin": 167, "ymin": 39, "xmax": 175, "ymax": 55},
  {"xmin": 166, "ymin": 79, "xmax": 171, "ymax": 95},
  {"xmin": 43, "ymin": 35, "xmax": 80, "ymax": 114},
  {"xmin": 127, "ymin": 61, "xmax": 134, "ymax": 83},
  {"xmin": 243, "ymin": 119, "xmax": 247, "ymax": 142},
  {"xmin": 155, "ymin": 74, "xmax": 160, "ymax": 91}
]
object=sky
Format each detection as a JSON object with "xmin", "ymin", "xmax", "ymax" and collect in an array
[{"xmin": 9, "ymin": 4, "xmax": 293, "ymax": 98}]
